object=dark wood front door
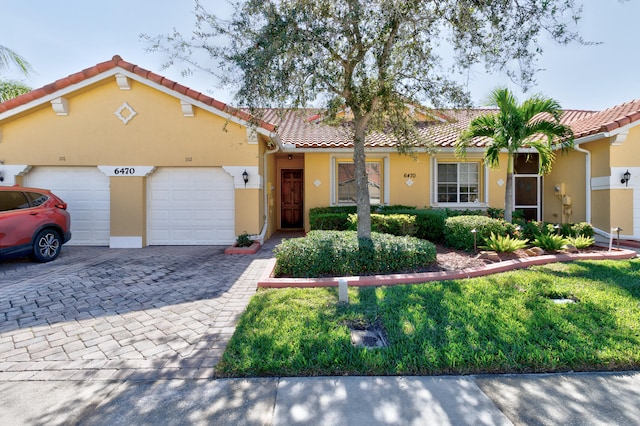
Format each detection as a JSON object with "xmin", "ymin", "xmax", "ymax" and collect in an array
[{"xmin": 281, "ymin": 169, "xmax": 303, "ymax": 228}]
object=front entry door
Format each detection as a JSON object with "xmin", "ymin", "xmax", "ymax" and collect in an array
[{"xmin": 281, "ymin": 169, "xmax": 303, "ymax": 228}]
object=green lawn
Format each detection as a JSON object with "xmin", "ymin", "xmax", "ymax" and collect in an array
[{"xmin": 217, "ymin": 259, "xmax": 640, "ymax": 377}]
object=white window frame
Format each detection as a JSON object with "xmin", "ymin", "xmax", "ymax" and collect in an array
[
  {"xmin": 431, "ymin": 158, "xmax": 488, "ymax": 208},
  {"xmin": 330, "ymin": 155, "xmax": 390, "ymax": 206}
]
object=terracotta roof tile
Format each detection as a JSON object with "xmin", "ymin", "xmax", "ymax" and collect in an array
[
  {"xmin": 569, "ymin": 98, "xmax": 640, "ymax": 139},
  {"xmin": 0, "ymin": 55, "xmax": 276, "ymax": 133},
  {"xmin": 266, "ymin": 106, "xmax": 634, "ymax": 150}
]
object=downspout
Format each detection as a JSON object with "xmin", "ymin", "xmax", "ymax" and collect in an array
[
  {"xmin": 250, "ymin": 137, "xmax": 280, "ymax": 244},
  {"xmin": 574, "ymin": 143, "xmax": 591, "ymax": 224}
]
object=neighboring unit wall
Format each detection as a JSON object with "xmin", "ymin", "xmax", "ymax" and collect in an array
[{"xmin": 0, "ymin": 74, "xmax": 264, "ymax": 247}]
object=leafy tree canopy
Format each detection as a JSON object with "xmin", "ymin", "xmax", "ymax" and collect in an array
[{"xmin": 146, "ymin": 0, "xmax": 586, "ymax": 240}]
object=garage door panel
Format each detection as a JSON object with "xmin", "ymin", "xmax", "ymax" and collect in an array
[
  {"xmin": 147, "ymin": 168, "xmax": 235, "ymax": 245},
  {"xmin": 24, "ymin": 167, "xmax": 110, "ymax": 246}
]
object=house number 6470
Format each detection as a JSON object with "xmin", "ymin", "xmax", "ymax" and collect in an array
[
  {"xmin": 114, "ymin": 167, "xmax": 135, "ymax": 175},
  {"xmin": 404, "ymin": 173, "xmax": 416, "ymax": 178}
]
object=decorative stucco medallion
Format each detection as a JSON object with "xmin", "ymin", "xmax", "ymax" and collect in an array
[
  {"xmin": 405, "ymin": 179, "xmax": 414, "ymax": 187},
  {"xmin": 314, "ymin": 179, "xmax": 322, "ymax": 187},
  {"xmin": 114, "ymin": 102, "xmax": 137, "ymax": 125}
]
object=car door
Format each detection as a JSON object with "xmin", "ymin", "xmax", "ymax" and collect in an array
[{"xmin": 0, "ymin": 190, "xmax": 41, "ymax": 250}]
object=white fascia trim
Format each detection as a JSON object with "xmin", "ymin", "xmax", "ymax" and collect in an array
[
  {"xmin": 110, "ymin": 236, "xmax": 143, "ymax": 249},
  {"xmin": 0, "ymin": 70, "xmax": 122, "ymax": 120}
]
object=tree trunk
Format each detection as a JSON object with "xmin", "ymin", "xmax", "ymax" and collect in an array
[
  {"xmin": 353, "ymin": 117, "xmax": 372, "ymax": 242},
  {"xmin": 504, "ymin": 153, "xmax": 515, "ymax": 223}
]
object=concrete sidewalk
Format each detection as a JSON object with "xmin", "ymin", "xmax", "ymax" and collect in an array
[{"xmin": 1, "ymin": 371, "xmax": 639, "ymax": 425}]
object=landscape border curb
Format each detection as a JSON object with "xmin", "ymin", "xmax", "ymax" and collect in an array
[{"xmin": 257, "ymin": 247, "xmax": 638, "ymax": 288}]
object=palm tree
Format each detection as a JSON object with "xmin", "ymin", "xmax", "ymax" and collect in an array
[
  {"xmin": 0, "ymin": 45, "xmax": 32, "ymax": 75},
  {"xmin": 455, "ymin": 88, "xmax": 573, "ymax": 222},
  {"xmin": 0, "ymin": 80, "xmax": 31, "ymax": 102}
]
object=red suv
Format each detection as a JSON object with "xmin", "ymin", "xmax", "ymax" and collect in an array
[{"xmin": 0, "ymin": 186, "xmax": 72, "ymax": 262}]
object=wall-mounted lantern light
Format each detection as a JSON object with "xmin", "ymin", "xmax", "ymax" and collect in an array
[
  {"xmin": 621, "ymin": 170, "xmax": 631, "ymax": 187},
  {"xmin": 242, "ymin": 170, "xmax": 249, "ymax": 187},
  {"xmin": 287, "ymin": 154, "xmax": 293, "ymax": 160}
]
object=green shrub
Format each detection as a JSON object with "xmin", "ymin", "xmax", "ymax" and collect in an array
[
  {"xmin": 565, "ymin": 235, "xmax": 595, "ymax": 249},
  {"xmin": 310, "ymin": 212, "xmax": 351, "ymax": 230},
  {"xmin": 236, "ymin": 232, "xmax": 253, "ymax": 247},
  {"xmin": 480, "ymin": 232, "xmax": 529, "ymax": 253},
  {"xmin": 533, "ymin": 234, "xmax": 566, "ymax": 251},
  {"xmin": 487, "ymin": 207, "xmax": 504, "ymax": 219},
  {"xmin": 569, "ymin": 222, "xmax": 594, "ymax": 238},
  {"xmin": 349, "ymin": 213, "xmax": 417, "ymax": 236},
  {"xmin": 310, "ymin": 205, "xmax": 421, "ymax": 231},
  {"xmin": 273, "ymin": 230, "xmax": 437, "ymax": 277},
  {"xmin": 444, "ymin": 215, "xmax": 509, "ymax": 251}
]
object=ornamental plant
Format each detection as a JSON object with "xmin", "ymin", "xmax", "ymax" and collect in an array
[{"xmin": 480, "ymin": 232, "xmax": 529, "ymax": 253}]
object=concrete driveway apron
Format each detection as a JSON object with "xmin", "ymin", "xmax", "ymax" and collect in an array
[{"xmin": 0, "ymin": 240, "xmax": 279, "ymax": 382}]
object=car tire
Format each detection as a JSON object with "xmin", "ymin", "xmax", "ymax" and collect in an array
[{"xmin": 32, "ymin": 229, "xmax": 62, "ymax": 262}]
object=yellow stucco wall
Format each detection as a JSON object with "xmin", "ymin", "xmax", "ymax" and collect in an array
[
  {"xmin": 544, "ymin": 150, "xmax": 587, "ymax": 223},
  {"xmin": 303, "ymin": 153, "xmax": 331, "ymax": 232},
  {"xmin": 110, "ymin": 176, "xmax": 145, "ymax": 242},
  {"xmin": 1, "ymin": 80, "xmax": 256, "ymax": 167},
  {"xmin": 388, "ymin": 153, "xmax": 430, "ymax": 208},
  {"xmin": 591, "ymin": 190, "xmax": 610, "ymax": 232},
  {"xmin": 589, "ymin": 139, "xmax": 611, "ymax": 178},
  {"xmin": 610, "ymin": 189, "xmax": 633, "ymax": 233}
]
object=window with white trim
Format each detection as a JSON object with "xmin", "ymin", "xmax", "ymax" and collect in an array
[
  {"xmin": 337, "ymin": 161, "xmax": 382, "ymax": 204},
  {"xmin": 437, "ymin": 162, "xmax": 479, "ymax": 203}
]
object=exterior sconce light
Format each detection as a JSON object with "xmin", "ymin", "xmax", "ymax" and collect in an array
[
  {"xmin": 621, "ymin": 170, "xmax": 631, "ymax": 187},
  {"xmin": 242, "ymin": 170, "xmax": 249, "ymax": 187},
  {"xmin": 287, "ymin": 154, "xmax": 293, "ymax": 160}
]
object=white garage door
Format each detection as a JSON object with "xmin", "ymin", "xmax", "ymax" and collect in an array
[
  {"xmin": 147, "ymin": 168, "xmax": 235, "ymax": 245},
  {"xmin": 24, "ymin": 167, "xmax": 110, "ymax": 245}
]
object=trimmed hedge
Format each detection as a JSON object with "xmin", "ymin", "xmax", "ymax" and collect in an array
[
  {"xmin": 444, "ymin": 215, "xmax": 510, "ymax": 251},
  {"xmin": 311, "ymin": 205, "xmax": 486, "ymax": 243},
  {"xmin": 274, "ymin": 230, "xmax": 437, "ymax": 277},
  {"xmin": 309, "ymin": 205, "xmax": 418, "ymax": 231},
  {"xmin": 347, "ymin": 213, "xmax": 417, "ymax": 236}
]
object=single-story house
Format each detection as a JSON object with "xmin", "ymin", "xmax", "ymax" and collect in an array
[{"xmin": 1, "ymin": 55, "xmax": 639, "ymax": 246}]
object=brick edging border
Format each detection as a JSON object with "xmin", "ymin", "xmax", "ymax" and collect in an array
[{"xmin": 258, "ymin": 248, "xmax": 638, "ymax": 288}]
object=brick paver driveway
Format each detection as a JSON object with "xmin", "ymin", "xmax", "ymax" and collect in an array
[{"xmin": 0, "ymin": 238, "xmax": 281, "ymax": 381}]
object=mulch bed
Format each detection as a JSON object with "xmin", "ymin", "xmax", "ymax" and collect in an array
[{"xmin": 429, "ymin": 244, "xmax": 611, "ymax": 273}]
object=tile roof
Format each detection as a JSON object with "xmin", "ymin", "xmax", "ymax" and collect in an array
[
  {"xmin": 568, "ymin": 98, "xmax": 640, "ymax": 139},
  {"xmin": 0, "ymin": 55, "xmax": 276, "ymax": 133},
  {"xmin": 267, "ymin": 108, "xmax": 600, "ymax": 150}
]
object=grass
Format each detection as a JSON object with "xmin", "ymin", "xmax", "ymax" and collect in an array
[{"xmin": 217, "ymin": 259, "xmax": 640, "ymax": 377}]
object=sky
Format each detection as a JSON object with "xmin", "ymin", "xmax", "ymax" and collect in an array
[{"xmin": 1, "ymin": 0, "xmax": 638, "ymax": 111}]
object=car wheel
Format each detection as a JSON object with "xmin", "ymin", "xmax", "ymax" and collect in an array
[{"xmin": 32, "ymin": 229, "xmax": 62, "ymax": 262}]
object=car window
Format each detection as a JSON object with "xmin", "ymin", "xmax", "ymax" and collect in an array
[
  {"xmin": 0, "ymin": 191, "xmax": 31, "ymax": 211},
  {"xmin": 25, "ymin": 192, "xmax": 49, "ymax": 207}
]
